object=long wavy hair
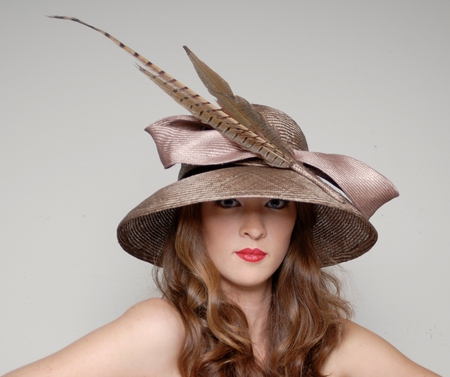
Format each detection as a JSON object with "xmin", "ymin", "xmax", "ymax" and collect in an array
[{"xmin": 154, "ymin": 201, "xmax": 352, "ymax": 376}]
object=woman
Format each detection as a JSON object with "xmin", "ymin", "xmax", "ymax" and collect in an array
[{"xmin": 3, "ymin": 17, "xmax": 440, "ymax": 376}]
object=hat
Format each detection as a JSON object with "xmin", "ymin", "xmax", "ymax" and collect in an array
[
  {"xmin": 48, "ymin": 17, "xmax": 398, "ymax": 265},
  {"xmin": 49, "ymin": 18, "xmax": 398, "ymax": 266},
  {"xmin": 117, "ymin": 100, "xmax": 398, "ymax": 266}
]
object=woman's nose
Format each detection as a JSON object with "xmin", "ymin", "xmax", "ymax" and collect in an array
[{"xmin": 239, "ymin": 211, "xmax": 267, "ymax": 239}]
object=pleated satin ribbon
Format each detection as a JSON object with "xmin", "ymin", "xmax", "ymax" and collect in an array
[{"xmin": 146, "ymin": 115, "xmax": 399, "ymax": 219}]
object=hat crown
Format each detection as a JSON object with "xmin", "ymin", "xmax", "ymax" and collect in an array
[
  {"xmin": 253, "ymin": 104, "xmax": 309, "ymax": 152},
  {"xmin": 177, "ymin": 105, "xmax": 308, "ymax": 180}
]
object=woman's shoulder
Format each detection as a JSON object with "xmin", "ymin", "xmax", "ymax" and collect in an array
[
  {"xmin": 322, "ymin": 320, "xmax": 440, "ymax": 377},
  {"xmin": 123, "ymin": 297, "xmax": 184, "ymax": 333},
  {"xmin": 122, "ymin": 297, "xmax": 185, "ymax": 347},
  {"xmin": 4, "ymin": 298, "xmax": 184, "ymax": 377},
  {"xmin": 116, "ymin": 297, "xmax": 185, "ymax": 365}
]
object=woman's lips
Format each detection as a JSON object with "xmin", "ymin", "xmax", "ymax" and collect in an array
[{"xmin": 235, "ymin": 248, "xmax": 267, "ymax": 262}]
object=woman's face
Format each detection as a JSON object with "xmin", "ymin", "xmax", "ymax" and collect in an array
[{"xmin": 200, "ymin": 197, "xmax": 297, "ymax": 292}]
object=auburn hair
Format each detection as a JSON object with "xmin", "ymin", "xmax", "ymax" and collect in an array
[{"xmin": 154, "ymin": 201, "xmax": 351, "ymax": 376}]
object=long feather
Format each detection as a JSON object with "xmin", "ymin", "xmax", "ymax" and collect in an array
[
  {"xmin": 49, "ymin": 15, "xmax": 295, "ymax": 169},
  {"xmin": 183, "ymin": 46, "xmax": 293, "ymax": 158}
]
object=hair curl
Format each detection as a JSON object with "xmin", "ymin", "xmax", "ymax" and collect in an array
[{"xmin": 154, "ymin": 202, "xmax": 351, "ymax": 376}]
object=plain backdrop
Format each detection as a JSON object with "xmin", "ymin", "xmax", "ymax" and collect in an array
[{"xmin": 0, "ymin": 0, "xmax": 448, "ymax": 374}]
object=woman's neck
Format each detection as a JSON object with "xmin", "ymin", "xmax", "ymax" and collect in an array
[{"xmin": 222, "ymin": 280, "xmax": 272, "ymax": 360}]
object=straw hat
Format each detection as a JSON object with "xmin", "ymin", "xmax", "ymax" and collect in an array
[
  {"xmin": 47, "ymin": 17, "xmax": 398, "ymax": 267},
  {"xmin": 117, "ymin": 104, "xmax": 398, "ymax": 267}
]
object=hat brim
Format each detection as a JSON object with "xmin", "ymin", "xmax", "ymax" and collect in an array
[{"xmin": 117, "ymin": 165, "xmax": 377, "ymax": 267}]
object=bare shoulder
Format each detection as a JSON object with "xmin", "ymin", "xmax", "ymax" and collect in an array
[
  {"xmin": 118, "ymin": 297, "xmax": 185, "ymax": 353},
  {"xmin": 322, "ymin": 320, "xmax": 440, "ymax": 377},
  {"xmin": 122, "ymin": 297, "xmax": 184, "ymax": 338},
  {"xmin": 3, "ymin": 298, "xmax": 184, "ymax": 377}
]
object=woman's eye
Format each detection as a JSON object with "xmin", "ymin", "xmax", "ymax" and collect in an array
[
  {"xmin": 266, "ymin": 199, "xmax": 289, "ymax": 209},
  {"xmin": 216, "ymin": 199, "xmax": 240, "ymax": 208}
]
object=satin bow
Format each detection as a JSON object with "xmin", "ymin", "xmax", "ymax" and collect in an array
[{"xmin": 146, "ymin": 115, "xmax": 399, "ymax": 220}]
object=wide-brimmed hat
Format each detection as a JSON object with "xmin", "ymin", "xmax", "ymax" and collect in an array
[
  {"xmin": 48, "ymin": 17, "xmax": 398, "ymax": 267},
  {"xmin": 117, "ymin": 103, "xmax": 398, "ymax": 267}
]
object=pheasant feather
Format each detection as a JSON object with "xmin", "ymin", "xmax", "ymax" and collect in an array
[
  {"xmin": 183, "ymin": 46, "xmax": 293, "ymax": 159},
  {"xmin": 49, "ymin": 16, "xmax": 297, "ymax": 169}
]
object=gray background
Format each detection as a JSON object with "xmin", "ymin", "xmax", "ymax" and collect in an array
[{"xmin": 1, "ymin": 1, "xmax": 448, "ymax": 374}]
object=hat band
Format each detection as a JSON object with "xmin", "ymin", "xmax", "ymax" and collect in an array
[{"xmin": 146, "ymin": 115, "xmax": 398, "ymax": 220}]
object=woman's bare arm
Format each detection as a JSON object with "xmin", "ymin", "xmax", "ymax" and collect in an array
[{"xmin": 2, "ymin": 298, "xmax": 184, "ymax": 377}]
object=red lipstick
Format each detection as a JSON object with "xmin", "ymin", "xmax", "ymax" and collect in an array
[{"xmin": 235, "ymin": 248, "xmax": 267, "ymax": 262}]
